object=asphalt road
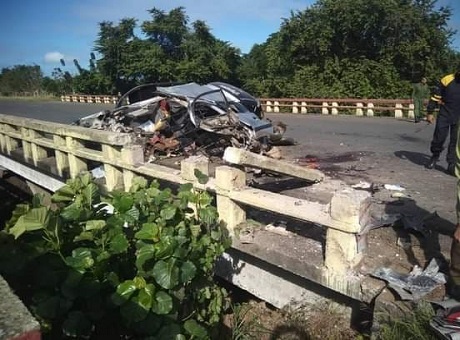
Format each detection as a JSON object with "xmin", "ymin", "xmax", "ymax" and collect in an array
[{"xmin": 0, "ymin": 98, "xmax": 456, "ymax": 231}]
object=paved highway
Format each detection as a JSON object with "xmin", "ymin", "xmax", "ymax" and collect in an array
[{"xmin": 0, "ymin": 98, "xmax": 456, "ymax": 235}]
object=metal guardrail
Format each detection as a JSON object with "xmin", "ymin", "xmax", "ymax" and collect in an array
[{"xmin": 0, "ymin": 113, "xmax": 371, "ymax": 300}]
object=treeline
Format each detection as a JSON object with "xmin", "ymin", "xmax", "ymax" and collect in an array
[{"xmin": 1, "ymin": 0, "xmax": 459, "ymax": 99}]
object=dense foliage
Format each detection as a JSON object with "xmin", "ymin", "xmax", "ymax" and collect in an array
[
  {"xmin": 0, "ymin": 173, "xmax": 231, "ymax": 339},
  {"xmin": 1, "ymin": 0, "xmax": 459, "ymax": 98}
]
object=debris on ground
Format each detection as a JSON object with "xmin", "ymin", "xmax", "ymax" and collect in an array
[
  {"xmin": 372, "ymin": 258, "xmax": 446, "ymax": 301},
  {"xmin": 384, "ymin": 184, "xmax": 406, "ymax": 191},
  {"xmin": 430, "ymin": 299, "xmax": 460, "ymax": 339}
]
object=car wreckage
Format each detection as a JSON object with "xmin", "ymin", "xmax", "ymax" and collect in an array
[{"xmin": 74, "ymin": 82, "xmax": 291, "ymax": 161}]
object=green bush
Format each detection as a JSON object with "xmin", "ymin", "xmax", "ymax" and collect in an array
[{"xmin": 0, "ymin": 173, "xmax": 231, "ymax": 339}]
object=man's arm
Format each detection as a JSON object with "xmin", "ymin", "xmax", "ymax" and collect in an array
[
  {"xmin": 454, "ymin": 128, "xmax": 460, "ymax": 241},
  {"xmin": 426, "ymin": 80, "xmax": 443, "ymax": 123}
]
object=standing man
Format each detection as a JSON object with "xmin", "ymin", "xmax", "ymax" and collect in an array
[
  {"xmin": 412, "ymin": 77, "xmax": 429, "ymax": 123},
  {"xmin": 425, "ymin": 72, "xmax": 460, "ymax": 175}
]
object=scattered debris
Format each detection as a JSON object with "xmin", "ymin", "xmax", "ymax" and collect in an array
[
  {"xmin": 384, "ymin": 184, "xmax": 406, "ymax": 191},
  {"xmin": 430, "ymin": 300, "xmax": 460, "ymax": 339},
  {"xmin": 74, "ymin": 82, "xmax": 293, "ymax": 161},
  {"xmin": 372, "ymin": 258, "xmax": 446, "ymax": 301},
  {"xmin": 90, "ymin": 166, "xmax": 105, "ymax": 179}
]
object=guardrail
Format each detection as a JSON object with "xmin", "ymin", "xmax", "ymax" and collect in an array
[
  {"xmin": 60, "ymin": 94, "xmax": 118, "ymax": 104},
  {"xmin": 261, "ymin": 98, "xmax": 416, "ymax": 118},
  {"xmin": 0, "ymin": 113, "xmax": 371, "ymax": 301},
  {"xmin": 60, "ymin": 94, "xmax": 415, "ymax": 118}
]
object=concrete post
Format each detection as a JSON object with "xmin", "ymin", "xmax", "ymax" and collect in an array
[
  {"xmin": 394, "ymin": 103, "xmax": 403, "ymax": 118},
  {"xmin": 53, "ymin": 135, "xmax": 69, "ymax": 177},
  {"xmin": 215, "ymin": 165, "xmax": 246, "ymax": 236},
  {"xmin": 322, "ymin": 102, "xmax": 329, "ymax": 115},
  {"xmin": 66, "ymin": 136, "xmax": 87, "ymax": 178},
  {"xmin": 120, "ymin": 144, "xmax": 144, "ymax": 191},
  {"xmin": 29, "ymin": 130, "xmax": 48, "ymax": 167},
  {"xmin": 366, "ymin": 103, "xmax": 374, "ymax": 117},
  {"xmin": 356, "ymin": 103, "xmax": 364, "ymax": 116},
  {"xmin": 266, "ymin": 101, "xmax": 273, "ymax": 113},
  {"xmin": 408, "ymin": 103, "xmax": 415, "ymax": 119},
  {"xmin": 292, "ymin": 101, "xmax": 299, "ymax": 114},
  {"xmin": 325, "ymin": 189, "xmax": 371, "ymax": 273},
  {"xmin": 180, "ymin": 155, "xmax": 210, "ymax": 182},
  {"xmin": 20, "ymin": 127, "xmax": 32, "ymax": 163},
  {"xmin": 301, "ymin": 101, "xmax": 308, "ymax": 114},
  {"xmin": 331, "ymin": 102, "xmax": 339, "ymax": 115},
  {"xmin": 102, "ymin": 144, "xmax": 123, "ymax": 191},
  {"xmin": 274, "ymin": 101, "xmax": 280, "ymax": 113}
]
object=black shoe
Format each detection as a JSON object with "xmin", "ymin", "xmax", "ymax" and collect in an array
[
  {"xmin": 415, "ymin": 118, "xmax": 421, "ymax": 123},
  {"xmin": 425, "ymin": 156, "xmax": 439, "ymax": 169},
  {"xmin": 448, "ymin": 163, "xmax": 455, "ymax": 176}
]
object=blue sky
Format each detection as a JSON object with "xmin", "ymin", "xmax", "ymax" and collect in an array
[{"xmin": 1, "ymin": 0, "xmax": 460, "ymax": 76}]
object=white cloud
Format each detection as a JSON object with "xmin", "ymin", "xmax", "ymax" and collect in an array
[{"xmin": 44, "ymin": 51, "xmax": 65, "ymax": 63}]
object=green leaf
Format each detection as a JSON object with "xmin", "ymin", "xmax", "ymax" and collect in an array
[
  {"xmin": 51, "ymin": 185, "xmax": 76, "ymax": 203},
  {"xmin": 108, "ymin": 233, "xmax": 129, "ymax": 254},
  {"xmin": 194, "ymin": 169, "xmax": 209, "ymax": 184},
  {"xmin": 198, "ymin": 207, "xmax": 218, "ymax": 226},
  {"xmin": 135, "ymin": 223, "xmax": 159, "ymax": 240},
  {"xmin": 65, "ymin": 248, "xmax": 94, "ymax": 271},
  {"xmin": 35, "ymin": 295, "xmax": 72, "ymax": 319},
  {"xmin": 81, "ymin": 172, "xmax": 92, "ymax": 186},
  {"xmin": 180, "ymin": 261, "xmax": 197, "ymax": 283},
  {"xmin": 60, "ymin": 204, "xmax": 81, "ymax": 221},
  {"xmin": 136, "ymin": 244, "xmax": 155, "ymax": 272},
  {"xmin": 184, "ymin": 319, "xmax": 208, "ymax": 339},
  {"xmin": 151, "ymin": 291, "xmax": 173, "ymax": 315},
  {"xmin": 85, "ymin": 220, "xmax": 106, "ymax": 231},
  {"xmin": 74, "ymin": 231, "xmax": 94, "ymax": 242},
  {"xmin": 160, "ymin": 205, "xmax": 177, "ymax": 220},
  {"xmin": 9, "ymin": 206, "xmax": 50, "ymax": 239},
  {"xmin": 152, "ymin": 259, "xmax": 179, "ymax": 289},
  {"xmin": 132, "ymin": 313, "xmax": 162, "ymax": 335},
  {"xmin": 112, "ymin": 280, "xmax": 137, "ymax": 306},
  {"xmin": 155, "ymin": 237, "xmax": 177, "ymax": 259},
  {"xmin": 130, "ymin": 176, "xmax": 148, "ymax": 192},
  {"xmin": 114, "ymin": 195, "xmax": 134, "ymax": 213},
  {"xmin": 136, "ymin": 286, "xmax": 153, "ymax": 310},
  {"xmin": 133, "ymin": 276, "xmax": 147, "ymax": 289},
  {"xmin": 156, "ymin": 323, "xmax": 184, "ymax": 340},
  {"xmin": 62, "ymin": 311, "xmax": 94, "ymax": 338},
  {"xmin": 83, "ymin": 183, "xmax": 99, "ymax": 207}
]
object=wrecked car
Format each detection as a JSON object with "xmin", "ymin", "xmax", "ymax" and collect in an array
[{"xmin": 74, "ymin": 82, "xmax": 290, "ymax": 161}]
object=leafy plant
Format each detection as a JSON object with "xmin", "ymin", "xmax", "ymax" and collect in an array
[{"xmin": 0, "ymin": 172, "xmax": 231, "ymax": 338}]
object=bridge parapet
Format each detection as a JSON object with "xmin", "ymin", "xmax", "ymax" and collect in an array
[{"xmin": 0, "ymin": 113, "xmax": 380, "ymax": 307}]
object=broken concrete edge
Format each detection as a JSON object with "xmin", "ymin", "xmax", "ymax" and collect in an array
[
  {"xmin": 230, "ymin": 238, "xmax": 384, "ymax": 303},
  {"xmin": 0, "ymin": 275, "xmax": 41, "ymax": 340}
]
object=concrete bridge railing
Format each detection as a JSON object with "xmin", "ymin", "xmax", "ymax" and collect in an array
[
  {"xmin": 59, "ymin": 94, "xmax": 415, "ymax": 119},
  {"xmin": 261, "ymin": 98, "xmax": 415, "ymax": 118},
  {"xmin": 0, "ymin": 113, "xmax": 374, "ymax": 305}
]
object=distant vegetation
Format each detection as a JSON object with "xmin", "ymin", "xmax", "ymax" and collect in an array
[{"xmin": 1, "ymin": 0, "xmax": 459, "ymax": 99}]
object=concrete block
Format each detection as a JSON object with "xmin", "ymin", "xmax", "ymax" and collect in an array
[
  {"xmin": 121, "ymin": 145, "xmax": 144, "ymax": 166},
  {"xmin": 180, "ymin": 155, "xmax": 209, "ymax": 182},
  {"xmin": 0, "ymin": 276, "xmax": 41, "ymax": 340},
  {"xmin": 330, "ymin": 188, "xmax": 371, "ymax": 233},
  {"xmin": 325, "ymin": 229, "xmax": 360, "ymax": 273}
]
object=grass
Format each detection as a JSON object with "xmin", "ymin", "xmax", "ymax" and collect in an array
[{"xmin": 374, "ymin": 301, "xmax": 438, "ymax": 340}]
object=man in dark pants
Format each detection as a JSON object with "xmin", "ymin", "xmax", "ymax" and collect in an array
[{"xmin": 425, "ymin": 72, "xmax": 460, "ymax": 175}]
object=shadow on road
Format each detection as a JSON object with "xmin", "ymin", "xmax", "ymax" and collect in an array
[{"xmin": 394, "ymin": 150, "xmax": 446, "ymax": 173}]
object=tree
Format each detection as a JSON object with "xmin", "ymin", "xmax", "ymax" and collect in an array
[{"xmin": 0, "ymin": 65, "xmax": 43, "ymax": 96}]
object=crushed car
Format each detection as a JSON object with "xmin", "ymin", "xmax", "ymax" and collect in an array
[{"xmin": 74, "ymin": 82, "xmax": 291, "ymax": 161}]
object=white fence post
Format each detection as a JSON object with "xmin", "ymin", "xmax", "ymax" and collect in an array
[
  {"xmin": 408, "ymin": 103, "xmax": 415, "ymax": 119},
  {"xmin": 394, "ymin": 103, "xmax": 403, "ymax": 118},
  {"xmin": 266, "ymin": 101, "xmax": 273, "ymax": 113},
  {"xmin": 292, "ymin": 101, "xmax": 299, "ymax": 114},
  {"xmin": 331, "ymin": 102, "xmax": 339, "ymax": 115},
  {"xmin": 366, "ymin": 103, "xmax": 374, "ymax": 117},
  {"xmin": 274, "ymin": 101, "xmax": 280, "ymax": 113},
  {"xmin": 356, "ymin": 103, "xmax": 363, "ymax": 116},
  {"xmin": 322, "ymin": 102, "xmax": 329, "ymax": 115},
  {"xmin": 301, "ymin": 102, "xmax": 308, "ymax": 114}
]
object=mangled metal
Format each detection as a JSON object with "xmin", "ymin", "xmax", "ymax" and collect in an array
[
  {"xmin": 74, "ymin": 82, "xmax": 290, "ymax": 161},
  {"xmin": 372, "ymin": 258, "xmax": 446, "ymax": 300}
]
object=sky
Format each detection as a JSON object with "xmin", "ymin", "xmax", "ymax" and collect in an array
[{"xmin": 1, "ymin": 0, "xmax": 460, "ymax": 76}]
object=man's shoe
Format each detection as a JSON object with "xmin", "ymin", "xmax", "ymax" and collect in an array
[
  {"xmin": 425, "ymin": 156, "xmax": 439, "ymax": 169},
  {"xmin": 448, "ymin": 163, "xmax": 456, "ymax": 176},
  {"xmin": 414, "ymin": 118, "xmax": 421, "ymax": 123}
]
